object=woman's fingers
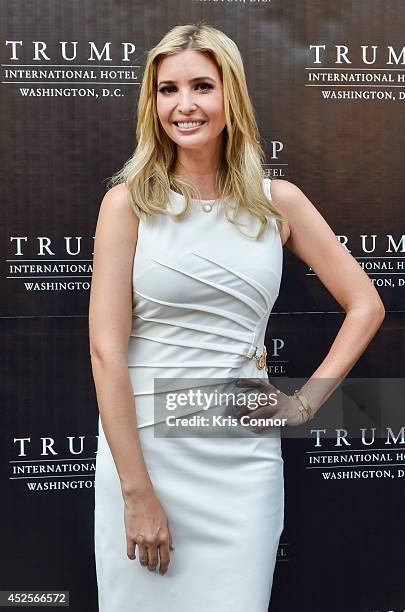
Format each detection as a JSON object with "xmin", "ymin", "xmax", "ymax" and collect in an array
[
  {"xmin": 233, "ymin": 382, "xmax": 286, "ymax": 432},
  {"xmin": 158, "ymin": 525, "xmax": 175, "ymax": 575},
  {"xmin": 126, "ymin": 538, "xmax": 136, "ymax": 560},
  {"xmin": 240, "ymin": 404, "xmax": 276, "ymax": 423},
  {"xmin": 146, "ymin": 541, "xmax": 158, "ymax": 571},
  {"xmin": 134, "ymin": 532, "xmax": 148, "ymax": 566},
  {"xmin": 138, "ymin": 542, "xmax": 149, "ymax": 567},
  {"xmin": 235, "ymin": 390, "xmax": 306, "ymax": 429},
  {"xmin": 158, "ymin": 536, "xmax": 171, "ymax": 575},
  {"xmin": 235, "ymin": 381, "xmax": 281, "ymax": 412},
  {"xmin": 135, "ymin": 527, "xmax": 174, "ymax": 574},
  {"xmin": 124, "ymin": 496, "xmax": 175, "ymax": 575},
  {"xmin": 169, "ymin": 526, "xmax": 175, "ymax": 552},
  {"xmin": 235, "ymin": 406, "xmax": 250, "ymax": 419},
  {"xmin": 236, "ymin": 377, "xmax": 263, "ymax": 388}
]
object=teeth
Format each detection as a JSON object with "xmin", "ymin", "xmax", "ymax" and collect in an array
[{"xmin": 176, "ymin": 121, "xmax": 204, "ymax": 128}]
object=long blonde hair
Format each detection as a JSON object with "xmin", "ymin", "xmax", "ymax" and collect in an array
[{"xmin": 107, "ymin": 21, "xmax": 287, "ymax": 240}]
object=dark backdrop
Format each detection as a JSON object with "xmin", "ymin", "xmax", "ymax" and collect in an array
[{"xmin": 1, "ymin": 1, "xmax": 404, "ymax": 610}]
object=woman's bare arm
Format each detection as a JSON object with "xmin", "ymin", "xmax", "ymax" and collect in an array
[
  {"xmin": 89, "ymin": 184, "xmax": 173, "ymax": 573},
  {"xmin": 89, "ymin": 183, "xmax": 153, "ymax": 496},
  {"xmin": 271, "ymin": 179, "xmax": 385, "ymax": 414}
]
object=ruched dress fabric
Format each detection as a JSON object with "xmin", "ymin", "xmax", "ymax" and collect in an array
[{"xmin": 94, "ymin": 177, "xmax": 285, "ymax": 612}]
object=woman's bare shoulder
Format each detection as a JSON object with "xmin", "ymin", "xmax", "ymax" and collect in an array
[
  {"xmin": 100, "ymin": 183, "xmax": 137, "ymax": 217},
  {"xmin": 270, "ymin": 179, "xmax": 294, "ymax": 246},
  {"xmin": 96, "ymin": 183, "xmax": 139, "ymax": 238},
  {"xmin": 93, "ymin": 183, "xmax": 139, "ymax": 262}
]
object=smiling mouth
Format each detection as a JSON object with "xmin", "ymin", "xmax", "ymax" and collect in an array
[{"xmin": 173, "ymin": 121, "xmax": 206, "ymax": 129}]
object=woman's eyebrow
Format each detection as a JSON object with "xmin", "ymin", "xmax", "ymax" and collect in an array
[{"xmin": 157, "ymin": 76, "xmax": 216, "ymax": 86}]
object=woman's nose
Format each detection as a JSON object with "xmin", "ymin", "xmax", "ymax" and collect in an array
[{"xmin": 176, "ymin": 91, "xmax": 197, "ymax": 112}]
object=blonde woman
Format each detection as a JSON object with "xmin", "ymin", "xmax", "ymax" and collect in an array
[{"xmin": 89, "ymin": 22, "xmax": 384, "ymax": 612}]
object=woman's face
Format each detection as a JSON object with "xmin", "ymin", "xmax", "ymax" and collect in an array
[{"xmin": 156, "ymin": 49, "xmax": 226, "ymax": 151}]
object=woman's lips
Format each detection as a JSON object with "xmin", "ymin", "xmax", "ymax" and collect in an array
[{"xmin": 173, "ymin": 121, "xmax": 206, "ymax": 133}]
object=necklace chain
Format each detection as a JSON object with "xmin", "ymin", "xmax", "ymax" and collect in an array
[{"xmin": 169, "ymin": 184, "xmax": 217, "ymax": 212}]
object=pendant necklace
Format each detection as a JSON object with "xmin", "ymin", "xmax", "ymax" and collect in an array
[
  {"xmin": 202, "ymin": 201, "xmax": 215, "ymax": 213},
  {"xmin": 169, "ymin": 183, "xmax": 218, "ymax": 213}
]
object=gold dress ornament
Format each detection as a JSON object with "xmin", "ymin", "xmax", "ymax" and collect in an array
[{"xmin": 251, "ymin": 346, "xmax": 268, "ymax": 372}]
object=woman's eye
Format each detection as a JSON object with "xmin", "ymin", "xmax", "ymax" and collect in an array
[
  {"xmin": 195, "ymin": 82, "xmax": 213, "ymax": 91},
  {"xmin": 158, "ymin": 83, "xmax": 213, "ymax": 94}
]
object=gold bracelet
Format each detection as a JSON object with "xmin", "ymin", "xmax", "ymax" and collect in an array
[{"xmin": 293, "ymin": 389, "xmax": 314, "ymax": 422}]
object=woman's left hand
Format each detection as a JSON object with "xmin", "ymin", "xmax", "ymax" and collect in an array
[{"xmin": 234, "ymin": 378, "xmax": 305, "ymax": 431}]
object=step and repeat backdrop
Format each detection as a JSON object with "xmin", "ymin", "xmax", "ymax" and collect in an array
[{"xmin": 1, "ymin": 0, "xmax": 404, "ymax": 611}]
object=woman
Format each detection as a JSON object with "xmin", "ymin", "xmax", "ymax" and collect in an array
[{"xmin": 89, "ymin": 22, "xmax": 385, "ymax": 612}]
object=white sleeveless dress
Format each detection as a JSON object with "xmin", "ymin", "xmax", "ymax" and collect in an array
[{"xmin": 94, "ymin": 177, "xmax": 285, "ymax": 612}]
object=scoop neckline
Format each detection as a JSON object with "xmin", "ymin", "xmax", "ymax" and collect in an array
[{"xmin": 169, "ymin": 187, "xmax": 221, "ymax": 204}]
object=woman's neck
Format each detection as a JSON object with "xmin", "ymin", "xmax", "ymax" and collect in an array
[{"xmin": 173, "ymin": 149, "xmax": 223, "ymax": 200}]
